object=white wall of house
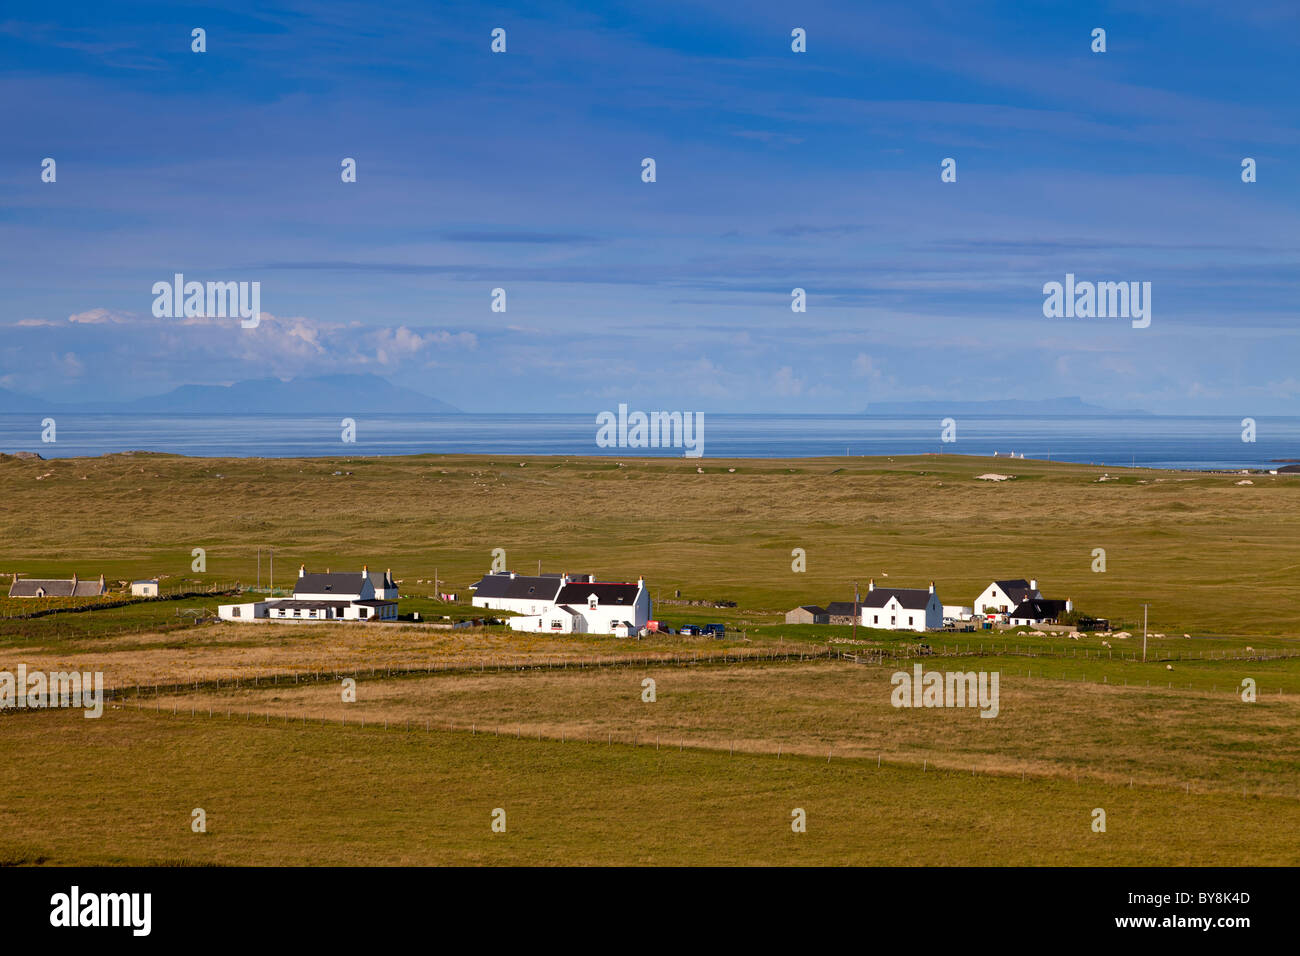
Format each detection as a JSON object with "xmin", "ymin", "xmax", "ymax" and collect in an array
[
  {"xmin": 942, "ymin": 604, "xmax": 973, "ymax": 621},
  {"xmin": 574, "ymin": 586, "xmax": 651, "ymax": 634},
  {"xmin": 974, "ymin": 581, "xmax": 1041, "ymax": 616},
  {"xmin": 862, "ymin": 594, "xmax": 942, "ymax": 632},
  {"xmin": 218, "ymin": 601, "xmax": 269, "ymax": 621},
  {"xmin": 508, "ymin": 610, "xmax": 577, "ymax": 633},
  {"xmin": 131, "ymin": 581, "xmax": 159, "ymax": 597}
]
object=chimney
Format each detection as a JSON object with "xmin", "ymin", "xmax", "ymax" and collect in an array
[
  {"xmin": 386, "ymin": 568, "xmax": 392, "ymax": 587},
  {"xmin": 1030, "ymin": 579, "xmax": 1038, "ymax": 592},
  {"xmin": 637, "ymin": 575, "xmax": 644, "ymax": 588},
  {"xmin": 363, "ymin": 563, "xmax": 368, "ymax": 574},
  {"xmin": 929, "ymin": 580, "xmax": 935, "ymax": 593},
  {"xmin": 560, "ymin": 572, "xmax": 569, "ymax": 586},
  {"xmin": 588, "ymin": 574, "xmax": 596, "ymax": 583},
  {"xmin": 509, "ymin": 571, "xmax": 517, "ymax": 579},
  {"xmin": 99, "ymin": 573, "xmax": 105, "ymax": 590},
  {"xmin": 71, "ymin": 572, "xmax": 78, "ymax": 589},
  {"xmin": 868, "ymin": 578, "xmax": 874, "ymax": 592},
  {"xmin": 1066, "ymin": 598, "xmax": 1073, "ymax": 612},
  {"xmin": 299, "ymin": 564, "xmax": 306, "ymax": 578}
]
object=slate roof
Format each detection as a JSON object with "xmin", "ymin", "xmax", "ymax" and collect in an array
[
  {"xmin": 1009, "ymin": 598, "xmax": 1069, "ymax": 620},
  {"xmin": 8, "ymin": 576, "xmax": 106, "ymax": 598},
  {"xmin": 294, "ymin": 573, "xmax": 368, "ymax": 596},
  {"xmin": 471, "ymin": 573, "xmax": 565, "ymax": 602},
  {"xmin": 796, "ymin": 605, "xmax": 827, "ymax": 615},
  {"xmin": 825, "ymin": 601, "xmax": 859, "ymax": 617},
  {"xmin": 862, "ymin": 587, "xmax": 934, "ymax": 610},
  {"xmin": 990, "ymin": 579, "xmax": 1037, "ymax": 605},
  {"xmin": 555, "ymin": 581, "xmax": 640, "ymax": 605}
]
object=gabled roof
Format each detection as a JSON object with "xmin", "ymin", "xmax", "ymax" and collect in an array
[
  {"xmin": 367, "ymin": 570, "xmax": 395, "ymax": 590},
  {"xmin": 1010, "ymin": 598, "xmax": 1069, "ymax": 620},
  {"xmin": 472, "ymin": 573, "xmax": 565, "ymax": 601},
  {"xmin": 989, "ymin": 579, "xmax": 1036, "ymax": 604},
  {"xmin": 795, "ymin": 605, "xmax": 827, "ymax": 615},
  {"xmin": 862, "ymin": 587, "xmax": 934, "ymax": 610},
  {"xmin": 825, "ymin": 601, "xmax": 859, "ymax": 617},
  {"xmin": 294, "ymin": 572, "xmax": 367, "ymax": 596},
  {"xmin": 555, "ymin": 581, "xmax": 640, "ymax": 605},
  {"xmin": 8, "ymin": 576, "xmax": 106, "ymax": 598}
]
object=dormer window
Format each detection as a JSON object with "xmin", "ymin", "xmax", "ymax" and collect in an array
[{"xmin": 589, "ymin": 594, "xmax": 598, "ymax": 610}]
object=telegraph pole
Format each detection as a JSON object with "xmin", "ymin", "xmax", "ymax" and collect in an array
[{"xmin": 1141, "ymin": 603, "xmax": 1150, "ymax": 662}]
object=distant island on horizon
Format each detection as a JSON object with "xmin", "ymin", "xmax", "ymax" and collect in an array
[{"xmin": 0, "ymin": 377, "xmax": 1177, "ymax": 418}]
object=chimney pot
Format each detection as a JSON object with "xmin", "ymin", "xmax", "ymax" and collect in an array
[
  {"xmin": 1030, "ymin": 579, "xmax": 1038, "ymax": 591},
  {"xmin": 929, "ymin": 580, "xmax": 935, "ymax": 593},
  {"xmin": 299, "ymin": 564, "xmax": 306, "ymax": 578},
  {"xmin": 868, "ymin": 578, "xmax": 874, "ymax": 591}
]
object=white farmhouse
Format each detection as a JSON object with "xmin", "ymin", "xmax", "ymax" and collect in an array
[
  {"xmin": 130, "ymin": 579, "xmax": 160, "ymax": 597},
  {"xmin": 218, "ymin": 564, "xmax": 398, "ymax": 622},
  {"xmin": 974, "ymin": 578, "xmax": 1042, "ymax": 618},
  {"xmin": 860, "ymin": 579, "xmax": 943, "ymax": 632},
  {"xmin": 473, "ymin": 571, "xmax": 651, "ymax": 636},
  {"xmin": 470, "ymin": 572, "xmax": 565, "ymax": 616},
  {"xmin": 1008, "ymin": 598, "xmax": 1073, "ymax": 627}
]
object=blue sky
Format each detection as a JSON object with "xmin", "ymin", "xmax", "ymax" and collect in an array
[{"xmin": 1, "ymin": 0, "xmax": 1296, "ymax": 413}]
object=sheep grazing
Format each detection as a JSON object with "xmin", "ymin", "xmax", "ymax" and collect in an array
[
  {"xmin": 1166, "ymin": 664, "xmax": 1173, "ymax": 670},
  {"xmin": 1102, "ymin": 641, "xmax": 1111, "ymax": 648}
]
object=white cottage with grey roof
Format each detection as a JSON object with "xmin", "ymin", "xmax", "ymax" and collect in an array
[
  {"xmin": 859, "ymin": 579, "xmax": 943, "ymax": 632},
  {"xmin": 974, "ymin": 579, "xmax": 1043, "ymax": 619},
  {"xmin": 472, "ymin": 570, "xmax": 651, "ymax": 636},
  {"xmin": 218, "ymin": 563, "xmax": 398, "ymax": 622}
]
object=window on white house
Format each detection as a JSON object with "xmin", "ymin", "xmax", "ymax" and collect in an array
[
  {"xmin": 891, "ymin": 615, "xmax": 896, "ymax": 625},
  {"xmin": 908, "ymin": 616, "xmax": 914, "ymax": 625},
  {"xmin": 232, "ymin": 607, "xmax": 241, "ymax": 617}
]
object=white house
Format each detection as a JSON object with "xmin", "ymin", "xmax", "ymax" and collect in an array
[
  {"xmin": 1008, "ymin": 597, "xmax": 1073, "ymax": 627},
  {"xmin": 130, "ymin": 579, "xmax": 159, "ymax": 597},
  {"xmin": 974, "ymin": 579, "xmax": 1042, "ymax": 618},
  {"xmin": 486, "ymin": 571, "xmax": 652, "ymax": 636},
  {"xmin": 219, "ymin": 563, "xmax": 398, "ymax": 622},
  {"xmin": 470, "ymin": 572, "xmax": 565, "ymax": 616},
  {"xmin": 860, "ymin": 579, "xmax": 943, "ymax": 632}
]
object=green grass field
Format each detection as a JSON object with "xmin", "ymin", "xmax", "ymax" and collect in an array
[{"xmin": 1, "ymin": 451, "xmax": 1297, "ymax": 865}]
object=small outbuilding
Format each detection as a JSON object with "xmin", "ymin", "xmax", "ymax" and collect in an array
[
  {"xmin": 785, "ymin": 605, "xmax": 829, "ymax": 625},
  {"xmin": 131, "ymin": 579, "xmax": 160, "ymax": 597}
]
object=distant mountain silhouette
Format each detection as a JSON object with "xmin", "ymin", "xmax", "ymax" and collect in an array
[
  {"xmin": 0, "ymin": 374, "xmax": 461, "ymax": 414},
  {"xmin": 0, "ymin": 386, "xmax": 52, "ymax": 413},
  {"xmin": 863, "ymin": 397, "xmax": 1150, "ymax": 416}
]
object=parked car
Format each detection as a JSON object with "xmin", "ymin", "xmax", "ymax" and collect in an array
[
  {"xmin": 679, "ymin": 624, "xmax": 701, "ymax": 636},
  {"xmin": 704, "ymin": 623, "xmax": 726, "ymax": 638}
]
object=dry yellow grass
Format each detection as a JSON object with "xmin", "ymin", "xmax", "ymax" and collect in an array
[{"xmin": 146, "ymin": 660, "xmax": 1300, "ymax": 800}]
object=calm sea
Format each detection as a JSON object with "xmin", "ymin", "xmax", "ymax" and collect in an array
[{"xmin": 1, "ymin": 413, "xmax": 1296, "ymax": 471}]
